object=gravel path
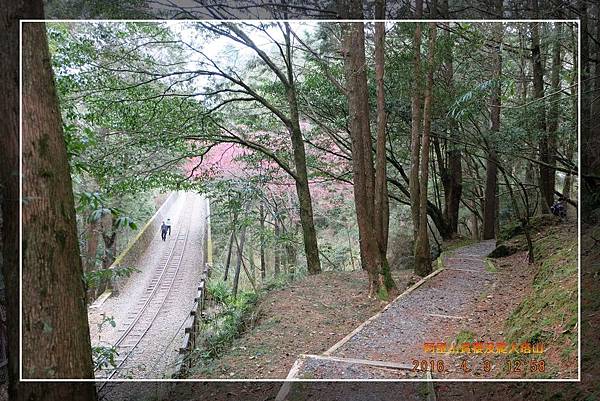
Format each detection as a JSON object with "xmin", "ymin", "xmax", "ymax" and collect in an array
[
  {"xmin": 287, "ymin": 240, "xmax": 497, "ymax": 380},
  {"xmin": 88, "ymin": 191, "xmax": 208, "ymax": 379}
]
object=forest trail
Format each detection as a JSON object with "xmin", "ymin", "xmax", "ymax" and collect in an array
[
  {"xmin": 87, "ymin": 192, "xmax": 208, "ymax": 380},
  {"xmin": 282, "ymin": 240, "xmax": 498, "ymax": 382}
]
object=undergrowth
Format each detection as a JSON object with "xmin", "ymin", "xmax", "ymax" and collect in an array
[
  {"xmin": 186, "ymin": 273, "xmax": 298, "ymax": 376},
  {"xmin": 455, "ymin": 329, "xmax": 476, "ymax": 345},
  {"xmin": 196, "ymin": 283, "xmax": 258, "ymax": 359},
  {"xmin": 504, "ymin": 224, "xmax": 578, "ymax": 374}
]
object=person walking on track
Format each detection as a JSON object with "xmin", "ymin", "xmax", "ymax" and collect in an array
[{"xmin": 160, "ymin": 221, "xmax": 168, "ymax": 241}]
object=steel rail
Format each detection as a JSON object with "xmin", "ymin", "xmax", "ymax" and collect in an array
[{"xmin": 95, "ymin": 197, "xmax": 195, "ymax": 384}]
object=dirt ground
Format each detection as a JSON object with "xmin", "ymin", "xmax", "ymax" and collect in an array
[{"xmin": 188, "ymin": 269, "xmax": 418, "ymax": 379}]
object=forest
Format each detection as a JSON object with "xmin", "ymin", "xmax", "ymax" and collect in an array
[
  {"xmin": 1, "ymin": 0, "xmax": 596, "ymax": 399},
  {"xmin": 46, "ymin": 18, "xmax": 577, "ymax": 291}
]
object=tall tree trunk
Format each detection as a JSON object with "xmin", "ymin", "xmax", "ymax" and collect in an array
[
  {"xmin": 441, "ymin": 21, "xmax": 462, "ymax": 237},
  {"xmin": 3, "ymin": 3, "xmax": 100, "ymax": 399},
  {"xmin": 531, "ymin": 18, "xmax": 551, "ymax": 209},
  {"xmin": 242, "ymin": 248, "xmax": 258, "ymax": 293},
  {"xmin": 470, "ymin": 198, "xmax": 480, "ymax": 240},
  {"xmin": 289, "ymin": 126, "xmax": 321, "ymax": 275},
  {"xmin": 251, "ymin": 248, "xmax": 257, "ymax": 286},
  {"xmin": 464, "ymin": 155, "xmax": 483, "ymax": 240},
  {"xmin": 99, "ymin": 215, "xmax": 117, "ymax": 295},
  {"xmin": 283, "ymin": 23, "xmax": 321, "ymax": 275},
  {"xmin": 346, "ymin": 224, "xmax": 356, "ymax": 270},
  {"xmin": 101, "ymin": 229, "xmax": 117, "ymax": 269},
  {"xmin": 546, "ymin": 23, "xmax": 561, "ymax": 205},
  {"xmin": 518, "ymin": 24, "xmax": 529, "ymax": 104},
  {"xmin": 589, "ymin": 2, "xmax": 600, "ymax": 191},
  {"xmin": 232, "ymin": 223, "xmax": 247, "ymax": 299},
  {"xmin": 285, "ymin": 242, "xmax": 297, "ymax": 277},
  {"xmin": 518, "ymin": 23, "xmax": 540, "ymax": 215},
  {"xmin": 564, "ymin": 24, "xmax": 577, "ymax": 201},
  {"xmin": 374, "ymin": 0, "xmax": 389, "ymax": 256},
  {"xmin": 579, "ymin": 0, "xmax": 592, "ymax": 217},
  {"xmin": 483, "ymin": 22, "xmax": 503, "ymax": 240},
  {"xmin": 343, "ymin": 20, "xmax": 382, "ymax": 297},
  {"xmin": 499, "ymin": 168, "xmax": 535, "ymax": 263},
  {"xmin": 223, "ymin": 230, "xmax": 235, "ymax": 281},
  {"xmin": 273, "ymin": 217, "xmax": 281, "ymax": 276},
  {"xmin": 340, "ymin": 0, "xmax": 396, "ymax": 298},
  {"xmin": 579, "ymin": 0, "xmax": 600, "ymax": 217},
  {"xmin": 409, "ymin": 0, "xmax": 424, "ymax": 240},
  {"xmin": 414, "ymin": 23, "xmax": 436, "ymax": 277},
  {"xmin": 445, "ymin": 146, "xmax": 462, "ymax": 236},
  {"xmin": 495, "ymin": 184, "xmax": 500, "ymax": 237},
  {"xmin": 259, "ymin": 202, "xmax": 266, "ymax": 280},
  {"xmin": 223, "ymin": 213, "xmax": 237, "ymax": 281},
  {"xmin": 85, "ymin": 219, "xmax": 99, "ymax": 273},
  {"xmin": 22, "ymin": 20, "xmax": 96, "ymax": 387}
]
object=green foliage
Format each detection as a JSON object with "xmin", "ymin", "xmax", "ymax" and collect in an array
[
  {"xmin": 484, "ymin": 259, "xmax": 497, "ymax": 272},
  {"xmin": 45, "ymin": 0, "xmax": 149, "ymax": 19},
  {"xmin": 49, "ymin": 22, "xmax": 208, "ymax": 197},
  {"xmin": 505, "ymin": 228, "xmax": 578, "ymax": 359},
  {"xmin": 92, "ymin": 345, "xmax": 119, "ymax": 370},
  {"xmin": 455, "ymin": 330, "xmax": 476, "ymax": 344},
  {"xmin": 194, "ymin": 290, "xmax": 258, "ymax": 361},
  {"xmin": 498, "ymin": 214, "xmax": 561, "ymax": 242},
  {"xmin": 84, "ymin": 266, "xmax": 139, "ymax": 289},
  {"xmin": 62, "ymin": 123, "xmax": 96, "ymax": 173},
  {"xmin": 262, "ymin": 273, "xmax": 295, "ymax": 291},
  {"xmin": 77, "ymin": 191, "xmax": 138, "ymax": 230},
  {"xmin": 92, "ymin": 313, "xmax": 119, "ymax": 369},
  {"xmin": 76, "ymin": 191, "xmax": 104, "ymax": 212},
  {"xmin": 101, "ymin": 314, "xmax": 116, "ymax": 328},
  {"xmin": 207, "ymin": 280, "xmax": 232, "ymax": 305},
  {"xmin": 449, "ymin": 79, "xmax": 498, "ymax": 120},
  {"xmin": 376, "ymin": 286, "xmax": 389, "ymax": 301}
]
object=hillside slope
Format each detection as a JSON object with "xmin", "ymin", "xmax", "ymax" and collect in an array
[{"xmin": 188, "ymin": 269, "xmax": 418, "ymax": 379}]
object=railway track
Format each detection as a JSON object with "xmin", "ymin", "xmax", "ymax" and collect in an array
[{"xmin": 95, "ymin": 195, "xmax": 194, "ymax": 382}]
